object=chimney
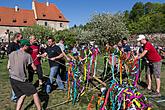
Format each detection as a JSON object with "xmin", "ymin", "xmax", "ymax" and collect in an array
[
  {"xmin": 15, "ymin": 5, "xmax": 19, "ymax": 12},
  {"xmin": 32, "ymin": 0, "xmax": 37, "ymax": 19},
  {"xmin": 32, "ymin": 0, "xmax": 35, "ymax": 10},
  {"xmin": 46, "ymin": 1, "xmax": 49, "ymax": 6}
]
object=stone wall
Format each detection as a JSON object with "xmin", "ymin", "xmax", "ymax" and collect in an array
[
  {"xmin": 0, "ymin": 26, "xmax": 24, "ymax": 42},
  {"xmin": 37, "ymin": 20, "xmax": 69, "ymax": 30}
]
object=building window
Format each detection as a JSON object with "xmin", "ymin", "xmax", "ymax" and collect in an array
[
  {"xmin": 45, "ymin": 22, "xmax": 48, "ymax": 26},
  {"xmin": 60, "ymin": 23, "xmax": 63, "ymax": 27},
  {"xmin": 43, "ymin": 14, "xmax": 46, "ymax": 17},
  {"xmin": 23, "ymin": 20, "xmax": 27, "ymax": 23},
  {"xmin": 59, "ymin": 16, "xmax": 62, "ymax": 18},
  {"xmin": 13, "ymin": 19, "xmax": 16, "ymax": 23},
  {"xmin": 0, "ymin": 18, "xmax": 1, "ymax": 22}
]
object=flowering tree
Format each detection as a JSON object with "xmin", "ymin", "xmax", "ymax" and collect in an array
[{"xmin": 87, "ymin": 13, "xmax": 129, "ymax": 45}]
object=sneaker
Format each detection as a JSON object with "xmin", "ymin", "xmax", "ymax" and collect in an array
[
  {"xmin": 11, "ymin": 99, "xmax": 17, "ymax": 103},
  {"xmin": 151, "ymin": 92, "xmax": 161, "ymax": 98},
  {"xmin": 147, "ymin": 89, "xmax": 153, "ymax": 94}
]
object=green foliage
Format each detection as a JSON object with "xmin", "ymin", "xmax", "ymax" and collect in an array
[
  {"xmin": 125, "ymin": 2, "xmax": 165, "ymax": 34},
  {"xmin": 21, "ymin": 25, "xmax": 77, "ymax": 45},
  {"xmin": 21, "ymin": 25, "xmax": 56, "ymax": 43},
  {"xmin": 161, "ymin": 3, "xmax": 165, "ymax": 14},
  {"xmin": 55, "ymin": 29, "xmax": 77, "ymax": 46},
  {"xmin": 129, "ymin": 2, "xmax": 145, "ymax": 21}
]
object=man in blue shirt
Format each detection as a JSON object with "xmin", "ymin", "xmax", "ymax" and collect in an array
[{"xmin": 122, "ymin": 37, "xmax": 131, "ymax": 60}]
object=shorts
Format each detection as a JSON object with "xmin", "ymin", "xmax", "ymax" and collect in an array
[
  {"xmin": 146, "ymin": 61, "xmax": 162, "ymax": 78},
  {"xmin": 10, "ymin": 78, "xmax": 37, "ymax": 99}
]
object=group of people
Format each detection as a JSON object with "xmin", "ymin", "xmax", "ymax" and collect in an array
[
  {"xmin": 6, "ymin": 32, "xmax": 163, "ymax": 110},
  {"xmin": 104, "ymin": 35, "xmax": 162, "ymax": 97},
  {"xmin": 7, "ymin": 33, "xmax": 69, "ymax": 110}
]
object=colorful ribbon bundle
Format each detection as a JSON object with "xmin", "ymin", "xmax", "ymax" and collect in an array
[
  {"xmin": 67, "ymin": 46, "xmax": 99, "ymax": 104},
  {"xmin": 90, "ymin": 51, "xmax": 152, "ymax": 110},
  {"xmin": 67, "ymin": 46, "xmax": 151, "ymax": 110},
  {"xmin": 97, "ymin": 84, "xmax": 152, "ymax": 110}
]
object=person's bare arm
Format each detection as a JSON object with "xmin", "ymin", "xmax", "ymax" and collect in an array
[
  {"xmin": 37, "ymin": 52, "xmax": 47, "ymax": 58},
  {"xmin": 139, "ymin": 50, "xmax": 148, "ymax": 58},
  {"xmin": 31, "ymin": 63, "xmax": 37, "ymax": 71},
  {"xmin": 135, "ymin": 50, "xmax": 148, "ymax": 59},
  {"xmin": 7, "ymin": 60, "xmax": 10, "ymax": 70},
  {"xmin": 62, "ymin": 51, "xmax": 70, "ymax": 61},
  {"xmin": 49, "ymin": 53, "xmax": 64, "ymax": 61}
]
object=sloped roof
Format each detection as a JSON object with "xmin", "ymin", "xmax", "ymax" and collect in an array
[
  {"xmin": 0, "ymin": 7, "xmax": 36, "ymax": 27},
  {"xmin": 34, "ymin": 1, "xmax": 69, "ymax": 22}
]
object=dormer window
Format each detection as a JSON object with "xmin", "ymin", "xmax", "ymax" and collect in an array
[
  {"xmin": 59, "ymin": 16, "xmax": 62, "ymax": 18},
  {"xmin": 23, "ymin": 20, "xmax": 27, "ymax": 23},
  {"xmin": 43, "ymin": 14, "xmax": 46, "ymax": 17},
  {"xmin": 13, "ymin": 19, "xmax": 16, "ymax": 23}
]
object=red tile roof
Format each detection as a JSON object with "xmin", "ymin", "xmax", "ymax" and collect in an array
[
  {"xmin": 34, "ymin": 1, "xmax": 69, "ymax": 22},
  {"xmin": 0, "ymin": 7, "xmax": 36, "ymax": 27}
]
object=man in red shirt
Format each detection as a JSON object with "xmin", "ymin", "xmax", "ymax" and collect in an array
[
  {"xmin": 136, "ymin": 35, "xmax": 162, "ymax": 97},
  {"xmin": 28, "ymin": 35, "xmax": 43, "ymax": 85}
]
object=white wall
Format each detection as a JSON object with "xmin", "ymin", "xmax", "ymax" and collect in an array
[
  {"xmin": 0, "ymin": 26, "xmax": 23, "ymax": 42},
  {"xmin": 37, "ymin": 20, "xmax": 69, "ymax": 30}
]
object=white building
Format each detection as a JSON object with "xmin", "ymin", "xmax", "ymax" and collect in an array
[{"xmin": 0, "ymin": 0, "xmax": 69, "ymax": 42}]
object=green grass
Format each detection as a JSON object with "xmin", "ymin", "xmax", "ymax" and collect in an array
[
  {"xmin": 0, "ymin": 57, "xmax": 165, "ymax": 110},
  {"xmin": 0, "ymin": 58, "xmax": 94, "ymax": 110}
]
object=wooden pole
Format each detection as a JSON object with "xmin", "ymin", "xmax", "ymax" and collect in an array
[
  {"xmin": 46, "ymin": 100, "xmax": 72, "ymax": 109},
  {"xmin": 93, "ymin": 76, "xmax": 106, "ymax": 87}
]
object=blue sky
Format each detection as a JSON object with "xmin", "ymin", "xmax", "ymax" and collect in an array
[{"xmin": 0, "ymin": 0, "xmax": 164, "ymax": 27}]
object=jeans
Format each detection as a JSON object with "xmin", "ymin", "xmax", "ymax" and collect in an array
[{"xmin": 46, "ymin": 65, "xmax": 64, "ymax": 93}]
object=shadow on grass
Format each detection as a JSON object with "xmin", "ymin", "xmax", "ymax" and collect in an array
[
  {"xmin": 24, "ymin": 77, "xmax": 49, "ymax": 110},
  {"xmin": 24, "ymin": 76, "xmax": 63, "ymax": 110},
  {"xmin": 138, "ymin": 80, "xmax": 148, "ymax": 88},
  {"xmin": 24, "ymin": 89, "xmax": 49, "ymax": 110}
]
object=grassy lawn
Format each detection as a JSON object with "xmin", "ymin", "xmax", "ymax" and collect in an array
[
  {"xmin": 0, "ymin": 58, "xmax": 94, "ymax": 110},
  {"xmin": 0, "ymin": 56, "xmax": 165, "ymax": 110}
]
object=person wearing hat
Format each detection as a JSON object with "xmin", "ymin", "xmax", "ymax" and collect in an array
[
  {"xmin": 8, "ymin": 39, "xmax": 41, "ymax": 110},
  {"xmin": 136, "ymin": 35, "xmax": 162, "ymax": 97}
]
